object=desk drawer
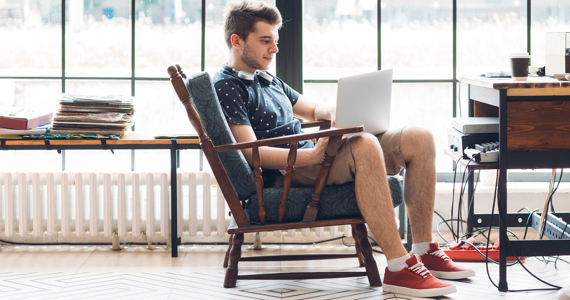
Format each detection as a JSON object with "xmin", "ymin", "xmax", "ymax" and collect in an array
[{"xmin": 507, "ymin": 100, "xmax": 570, "ymax": 151}]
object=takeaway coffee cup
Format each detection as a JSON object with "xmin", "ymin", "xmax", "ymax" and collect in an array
[{"xmin": 510, "ymin": 53, "xmax": 530, "ymax": 81}]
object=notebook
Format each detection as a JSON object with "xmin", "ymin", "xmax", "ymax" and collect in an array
[{"xmin": 334, "ymin": 69, "xmax": 393, "ymax": 135}]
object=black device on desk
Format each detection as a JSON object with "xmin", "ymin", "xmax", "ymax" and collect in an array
[{"xmin": 447, "ymin": 117, "xmax": 499, "ymax": 161}]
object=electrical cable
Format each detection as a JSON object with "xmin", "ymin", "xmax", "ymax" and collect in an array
[
  {"xmin": 450, "ymin": 159, "xmax": 462, "ymax": 241},
  {"xmin": 458, "ymin": 169, "xmax": 478, "ymax": 236},
  {"xmin": 549, "ymin": 169, "xmax": 563, "ymax": 214},
  {"xmin": 537, "ymin": 169, "xmax": 557, "ymax": 239},
  {"xmin": 452, "ymin": 154, "xmax": 477, "ymax": 241},
  {"xmin": 457, "ymin": 76, "xmax": 466, "ymax": 118},
  {"xmin": 456, "ymin": 154, "xmax": 480, "ymax": 239},
  {"xmin": 522, "ymin": 208, "xmax": 539, "ymax": 240},
  {"xmin": 456, "ymin": 161, "xmax": 472, "ymax": 238},
  {"xmin": 485, "ymin": 157, "xmax": 562, "ymax": 292},
  {"xmin": 437, "ymin": 155, "xmax": 567, "ymax": 291}
]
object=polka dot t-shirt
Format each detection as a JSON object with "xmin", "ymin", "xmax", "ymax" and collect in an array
[
  {"xmin": 213, "ymin": 69, "xmax": 314, "ymax": 187},
  {"xmin": 212, "ymin": 69, "xmax": 314, "ymax": 150}
]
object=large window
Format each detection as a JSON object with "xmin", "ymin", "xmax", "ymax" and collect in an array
[
  {"xmin": 300, "ymin": 0, "xmax": 570, "ymax": 177},
  {"xmin": 1, "ymin": 0, "xmax": 569, "ymax": 177}
]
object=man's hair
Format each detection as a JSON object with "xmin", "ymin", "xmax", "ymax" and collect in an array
[{"xmin": 223, "ymin": 0, "xmax": 282, "ymax": 49}]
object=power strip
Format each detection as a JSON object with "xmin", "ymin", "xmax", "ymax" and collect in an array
[
  {"xmin": 443, "ymin": 237, "xmax": 524, "ymax": 262},
  {"xmin": 463, "ymin": 141, "xmax": 499, "ymax": 163}
]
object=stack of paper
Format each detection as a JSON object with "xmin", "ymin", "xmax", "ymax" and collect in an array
[{"xmin": 52, "ymin": 94, "xmax": 135, "ymax": 136}]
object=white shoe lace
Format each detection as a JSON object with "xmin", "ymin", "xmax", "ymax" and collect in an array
[
  {"xmin": 408, "ymin": 255, "xmax": 431, "ymax": 279},
  {"xmin": 429, "ymin": 248, "xmax": 451, "ymax": 261}
]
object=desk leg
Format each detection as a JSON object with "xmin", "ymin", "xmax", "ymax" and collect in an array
[
  {"xmin": 171, "ymin": 148, "xmax": 179, "ymax": 257},
  {"xmin": 467, "ymin": 171, "xmax": 474, "ymax": 235},
  {"xmin": 199, "ymin": 149, "xmax": 204, "ymax": 171},
  {"xmin": 498, "ymin": 90, "xmax": 508, "ymax": 291},
  {"xmin": 62, "ymin": 150, "xmax": 66, "ymax": 171},
  {"xmin": 131, "ymin": 149, "xmax": 135, "ymax": 171}
]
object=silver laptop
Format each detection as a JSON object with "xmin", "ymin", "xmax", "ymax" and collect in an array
[{"xmin": 335, "ymin": 69, "xmax": 393, "ymax": 135}]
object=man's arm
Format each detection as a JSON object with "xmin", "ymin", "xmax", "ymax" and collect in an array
[
  {"xmin": 229, "ymin": 123, "xmax": 329, "ymax": 169},
  {"xmin": 293, "ymin": 95, "xmax": 336, "ymax": 125}
]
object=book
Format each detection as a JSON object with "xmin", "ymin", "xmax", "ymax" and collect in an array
[
  {"xmin": 50, "ymin": 129, "xmax": 126, "ymax": 136},
  {"xmin": 0, "ymin": 108, "xmax": 53, "ymax": 130},
  {"xmin": 154, "ymin": 133, "xmax": 199, "ymax": 139},
  {"xmin": 54, "ymin": 94, "xmax": 136, "ymax": 137},
  {"xmin": 54, "ymin": 112, "xmax": 132, "ymax": 123},
  {"xmin": 0, "ymin": 124, "xmax": 50, "ymax": 135},
  {"xmin": 52, "ymin": 121, "xmax": 133, "ymax": 128},
  {"xmin": 60, "ymin": 94, "xmax": 134, "ymax": 104}
]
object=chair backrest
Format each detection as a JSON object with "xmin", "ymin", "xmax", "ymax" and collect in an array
[
  {"xmin": 169, "ymin": 65, "xmax": 251, "ymax": 227},
  {"xmin": 184, "ymin": 71, "xmax": 257, "ymax": 200}
]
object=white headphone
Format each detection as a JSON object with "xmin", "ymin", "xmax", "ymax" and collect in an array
[{"xmin": 222, "ymin": 63, "xmax": 273, "ymax": 85}]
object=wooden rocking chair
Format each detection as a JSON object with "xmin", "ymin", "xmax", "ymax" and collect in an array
[{"xmin": 167, "ymin": 64, "xmax": 404, "ymax": 288}]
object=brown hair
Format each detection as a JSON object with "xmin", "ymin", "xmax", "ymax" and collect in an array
[{"xmin": 223, "ymin": 0, "xmax": 282, "ymax": 49}]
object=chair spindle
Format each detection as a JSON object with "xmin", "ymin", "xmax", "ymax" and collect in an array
[
  {"xmin": 302, "ymin": 135, "xmax": 344, "ymax": 222},
  {"xmin": 278, "ymin": 141, "xmax": 298, "ymax": 223},
  {"xmin": 252, "ymin": 147, "xmax": 265, "ymax": 224}
]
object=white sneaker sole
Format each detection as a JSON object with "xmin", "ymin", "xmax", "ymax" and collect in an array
[
  {"xmin": 429, "ymin": 269, "xmax": 476, "ymax": 280},
  {"xmin": 383, "ymin": 283, "xmax": 457, "ymax": 298}
]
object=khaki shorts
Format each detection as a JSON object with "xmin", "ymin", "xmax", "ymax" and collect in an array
[{"xmin": 274, "ymin": 127, "xmax": 406, "ymax": 187}]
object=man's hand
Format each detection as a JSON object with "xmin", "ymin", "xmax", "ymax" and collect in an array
[
  {"xmin": 313, "ymin": 102, "xmax": 336, "ymax": 126},
  {"xmin": 310, "ymin": 136, "xmax": 329, "ymax": 164},
  {"xmin": 310, "ymin": 135, "xmax": 348, "ymax": 164}
]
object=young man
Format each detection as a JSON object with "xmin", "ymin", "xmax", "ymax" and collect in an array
[{"xmin": 212, "ymin": 0, "xmax": 475, "ymax": 297}]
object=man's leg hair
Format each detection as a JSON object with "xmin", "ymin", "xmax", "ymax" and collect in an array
[
  {"xmin": 399, "ymin": 127, "xmax": 437, "ymax": 245},
  {"xmin": 351, "ymin": 133, "xmax": 408, "ymax": 260}
]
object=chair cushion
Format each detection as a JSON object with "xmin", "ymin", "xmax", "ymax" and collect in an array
[
  {"xmin": 185, "ymin": 72, "xmax": 256, "ymax": 200},
  {"xmin": 245, "ymin": 175, "xmax": 404, "ymax": 224}
]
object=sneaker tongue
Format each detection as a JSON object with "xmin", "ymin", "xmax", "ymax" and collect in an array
[
  {"xmin": 406, "ymin": 254, "xmax": 422, "ymax": 266},
  {"xmin": 429, "ymin": 242, "xmax": 440, "ymax": 251}
]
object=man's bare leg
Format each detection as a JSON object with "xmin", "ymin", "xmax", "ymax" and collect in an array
[
  {"xmin": 351, "ymin": 132, "xmax": 458, "ymax": 297},
  {"xmin": 397, "ymin": 127, "xmax": 475, "ymax": 281},
  {"xmin": 351, "ymin": 133, "xmax": 408, "ymax": 260},
  {"xmin": 398, "ymin": 127, "xmax": 437, "ymax": 244}
]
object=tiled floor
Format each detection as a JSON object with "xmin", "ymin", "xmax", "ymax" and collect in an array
[{"xmin": 0, "ymin": 241, "xmax": 569, "ymax": 300}]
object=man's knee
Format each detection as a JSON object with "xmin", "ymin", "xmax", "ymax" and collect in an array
[
  {"xmin": 401, "ymin": 127, "xmax": 436, "ymax": 159},
  {"xmin": 351, "ymin": 133, "xmax": 382, "ymax": 153},
  {"xmin": 351, "ymin": 133, "xmax": 385, "ymax": 162}
]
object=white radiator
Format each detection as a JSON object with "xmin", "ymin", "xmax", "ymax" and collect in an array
[{"xmin": 0, "ymin": 171, "xmax": 351, "ymax": 243}]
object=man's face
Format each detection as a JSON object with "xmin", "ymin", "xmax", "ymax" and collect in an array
[{"xmin": 240, "ymin": 21, "xmax": 279, "ymax": 71}]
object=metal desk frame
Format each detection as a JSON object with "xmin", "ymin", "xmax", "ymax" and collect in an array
[{"xmin": 461, "ymin": 79, "xmax": 570, "ymax": 291}]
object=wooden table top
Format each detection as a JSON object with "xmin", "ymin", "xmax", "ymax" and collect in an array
[
  {"xmin": 464, "ymin": 76, "xmax": 570, "ymax": 96},
  {"xmin": 0, "ymin": 132, "xmax": 200, "ymax": 147},
  {"xmin": 464, "ymin": 76, "xmax": 570, "ymax": 89}
]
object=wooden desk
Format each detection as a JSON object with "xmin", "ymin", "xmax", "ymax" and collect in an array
[
  {"xmin": 0, "ymin": 132, "xmax": 201, "ymax": 258},
  {"xmin": 462, "ymin": 76, "xmax": 570, "ymax": 291}
]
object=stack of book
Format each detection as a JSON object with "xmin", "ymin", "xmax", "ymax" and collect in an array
[
  {"xmin": 0, "ymin": 107, "xmax": 53, "ymax": 138},
  {"xmin": 53, "ymin": 94, "xmax": 135, "ymax": 136}
]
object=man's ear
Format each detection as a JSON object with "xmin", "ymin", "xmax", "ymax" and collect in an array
[{"xmin": 231, "ymin": 34, "xmax": 243, "ymax": 51}]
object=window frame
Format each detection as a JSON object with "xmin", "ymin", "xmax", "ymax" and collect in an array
[{"xmin": 1, "ymin": 0, "xmax": 567, "ymax": 182}]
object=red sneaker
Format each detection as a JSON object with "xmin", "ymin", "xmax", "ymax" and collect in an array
[
  {"xmin": 383, "ymin": 254, "xmax": 456, "ymax": 298},
  {"xmin": 421, "ymin": 242, "xmax": 476, "ymax": 280}
]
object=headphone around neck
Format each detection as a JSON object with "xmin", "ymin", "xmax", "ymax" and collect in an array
[{"xmin": 223, "ymin": 63, "xmax": 273, "ymax": 86}]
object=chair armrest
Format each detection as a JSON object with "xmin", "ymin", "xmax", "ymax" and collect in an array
[
  {"xmin": 214, "ymin": 126, "xmax": 363, "ymax": 153},
  {"xmin": 300, "ymin": 120, "xmax": 331, "ymax": 129}
]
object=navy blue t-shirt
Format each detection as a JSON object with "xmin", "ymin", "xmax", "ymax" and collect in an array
[{"xmin": 212, "ymin": 69, "xmax": 314, "ymax": 186}]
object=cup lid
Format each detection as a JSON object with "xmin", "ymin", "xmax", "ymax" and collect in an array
[{"xmin": 511, "ymin": 53, "xmax": 530, "ymax": 58}]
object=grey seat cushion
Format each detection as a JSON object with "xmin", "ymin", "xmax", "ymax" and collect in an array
[{"xmin": 246, "ymin": 176, "xmax": 404, "ymax": 224}]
